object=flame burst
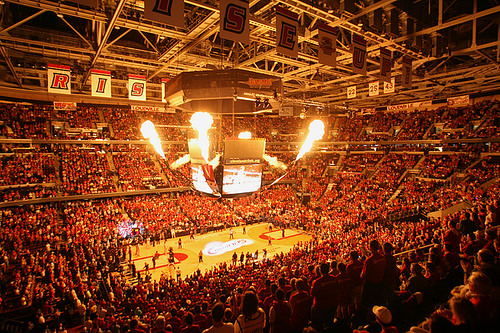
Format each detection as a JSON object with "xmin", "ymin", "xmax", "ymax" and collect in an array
[
  {"xmin": 140, "ymin": 120, "xmax": 166, "ymax": 159},
  {"xmin": 170, "ymin": 153, "xmax": 190, "ymax": 169},
  {"xmin": 296, "ymin": 120, "xmax": 325, "ymax": 161},
  {"xmin": 263, "ymin": 154, "xmax": 287, "ymax": 170},
  {"xmin": 238, "ymin": 131, "xmax": 252, "ymax": 139},
  {"xmin": 190, "ymin": 112, "xmax": 213, "ymax": 163}
]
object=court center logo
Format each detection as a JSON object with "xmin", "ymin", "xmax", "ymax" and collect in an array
[{"xmin": 203, "ymin": 239, "xmax": 254, "ymax": 256}]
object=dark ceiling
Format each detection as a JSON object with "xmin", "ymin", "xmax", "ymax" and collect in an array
[{"xmin": 0, "ymin": 0, "xmax": 499, "ymax": 113}]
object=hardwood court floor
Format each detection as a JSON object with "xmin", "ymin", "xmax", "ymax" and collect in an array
[{"xmin": 130, "ymin": 223, "xmax": 313, "ymax": 281}]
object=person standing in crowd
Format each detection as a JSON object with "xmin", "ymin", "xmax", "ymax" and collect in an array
[
  {"xmin": 202, "ymin": 303, "xmax": 233, "ymax": 333},
  {"xmin": 269, "ymin": 289, "xmax": 292, "ymax": 333},
  {"xmin": 361, "ymin": 240, "xmax": 386, "ymax": 308},
  {"xmin": 382, "ymin": 242, "xmax": 399, "ymax": 306},
  {"xmin": 232, "ymin": 251, "xmax": 238, "ymax": 266},
  {"xmin": 176, "ymin": 266, "xmax": 182, "ymax": 283},
  {"xmin": 310, "ymin": 262, "xmax": 338, "ymax": 331},
  {"xmin": 234, "ymin": 291, "xmax": 266, "ymax": 333},
  {"xmin": 289, "ymin": 278, "xmax": 312, "ymax": 333}
]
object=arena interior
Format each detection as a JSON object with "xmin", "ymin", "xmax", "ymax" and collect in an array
[{"xmin": 0, "ymin": 1, "xmax": 500, "ymax": 333}]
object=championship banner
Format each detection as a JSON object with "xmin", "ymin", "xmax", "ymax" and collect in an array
[
  {"xmin": 128, "ymin": 74, "xmax": 147, "ymax": 101},
  {"xmin": 369, "ymin": 81, "xmax": 379, "ymax": 96},
  {"xmin": 447, "ymin": 95, "xmax": 469, "ymax": 106},
  {"xmin": 352, "ymin": 34, "xmax": 367, "ymax": 75},
  {"xmin": 276, "ymin": 6, "xmax": 298, "ymax": 58},
  {"xmin": 347, "ymin": 85, "xmax": 356, "ymax": 99},
  {"xmin": 402, "ymin": 56, "xmax": 413, "ymax": 89},
  {"xmin": 279, "ymin": 106, "xmax": 293, "ymax": 116},
  {"xmin": 379, "ymin": 47, "xmax": 392, "ymax": 83},
  {"xmin": 144, "ymin": 0, "xmax": 184, "ymax": 28},
  {"xmin": 318, "ymin": 23, "xmax": 337, "ymax": 68},
  {"xmin": 220, "ymin": 0, "xmax": 250, "ymax": 44},
  {"xmin": 53, "ymin": 102, "xmax": 77, "ymax": 111},
  {"xmin": 91, "ymin": 69, "xmax": 111, "ymax": 98},
  {"xmin": 161, "ymin": 78, "xmax": 170, "ymax": 103},
  {"xmin": 384, "ymin": 77, "xmax": 395, "ymax": 94},
  {"xmin": 48, "ymin": 64, "xmax": 71, "ymax": 95}
]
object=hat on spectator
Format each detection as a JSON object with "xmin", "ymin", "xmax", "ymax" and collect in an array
[{"xmin": 372, "ymin": 305, "xmax": 392, "ymax": 324}]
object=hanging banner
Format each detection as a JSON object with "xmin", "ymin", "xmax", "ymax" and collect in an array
[
  {"xmin": 128, "ymin": 74, "xmax": 147, "ymax": 101},
  {"xmin": 379, "ymin": 47, "xmax": 392, "ymax": 83},
  {"xmin": 447, "ymin": 95, "xmax": 469, "ymax": 106},
  {"xmin": 383, "ymin": 77, "xmax": 395, "ymax": 94},
  {"xmin": 318, "ymin": 23, "xmax": 337, "ymax": 68},
  {"xmin": 347, "ymin": 85, "xmax": 356, "ymax": 99},
  {"xmin": 144, "ymin": 0, "xmax": 184, "ymax": 28},
  {"xmin": 47, "ymin": 64, "xmax": 71, "ymax": 95},
  {"xmin": 369, "ymin": 81, "xmax": 379, "ymax": 96},
  {"xmin": 279, "ymin": 106, "xmax": 293, "ymax": 116},
  {"xmin": 352, "ymin": 34, "xmax": 367, "ymax": 75},
  {"xmin": 91, "ymin": 69, "xmax": 111, "ymax": 98},
  {"xmin": 220, "ymin": 0, "xmax": 250, "ymax": 44},
  {"xmin": 161, "ymin": 78, "xmax": 170, "ymax": 103},
  {"xmin": 401, "ymin": 56, "xmax": 413, "ymax": 89},
  {"xmin": 276, "ymin": 6, "xmax": 298, "ymax": 58},
  {"xmin": 53, "ymin": 102, "xmax": 77, "ymax": 111}
]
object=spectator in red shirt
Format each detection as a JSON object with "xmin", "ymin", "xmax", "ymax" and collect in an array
[
  {"xmin": 347, "ymin": 250, "xmax": 364, "ymax": 312},
  {"xmin": 269, "ymin": 289, "xmax": 292, "ymax": 333},
  {"xmin": 361, "ymin": 240, "xmax": 386, "ymax": 307},
  {"xmin": 310, "ymin": 262, "xmax": 338, "ymax": 331},
  {"xmin": 289, "ymin": 278, "xmax": 312, "ymax": 333}
]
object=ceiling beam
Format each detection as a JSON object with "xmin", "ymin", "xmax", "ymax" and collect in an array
[
  {"xmin": 0, "ymin": 8, "xmax": 47, "ymax": 34},
  {"xmin": 81, "ymin": 0, "xmax": 127, "ymax": 88},
  {"xmin": 0, "ymin": 42, "xmax": 23, "ymax": 88}
]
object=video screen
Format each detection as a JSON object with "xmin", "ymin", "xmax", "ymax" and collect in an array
[
  {"xmin": 222, "ymin": 164, "xmax": 262, "ymax": 195},
  {"xmin": 191, "ymin": 164, "xmax": 215, "ymax": 194}
]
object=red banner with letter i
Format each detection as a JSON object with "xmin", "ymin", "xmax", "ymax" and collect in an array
[
  {"xmin": 48, "ymin": 64, "xmax": 71, "ymax": 95},
  {"xmin": 144, "ymin": 0, "xmax": 184, "ymax": 28},
  {"xmin": 129, "ymin": 74, "xmax": 147, "ymax": 101},
  {"xmin": 91, "ymin": 69, "xmax": 111, "ymax": 98},
  {"xmin": 276, "ymin": 6, "xmax": 298, "ymax": 58}
]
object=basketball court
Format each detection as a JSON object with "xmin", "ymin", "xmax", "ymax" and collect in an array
[{"xmin": 129, "ymin": 223, "xmax": 313, "ymax": 281}]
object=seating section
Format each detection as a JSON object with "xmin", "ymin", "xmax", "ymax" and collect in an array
[{"xmin": 0, "ymin": 100, "xmax": 499, "ymax": 332}]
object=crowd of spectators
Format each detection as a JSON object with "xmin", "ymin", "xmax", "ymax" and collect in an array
[
  {"xmin": 112, "ymin": 146, "xmax": 168, "ymax": 191},
  {"xmin": 59, "ymin": 146, "xmax": 115, "ymax": 195},
  {"xmin": 0, "ymin": 100, "xmax": 500, "ymax": 333}
]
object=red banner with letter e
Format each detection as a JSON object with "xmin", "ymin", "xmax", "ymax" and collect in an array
[{"xmin": 276, "ymin": 6, "xmax": 298, "ymax": 58}]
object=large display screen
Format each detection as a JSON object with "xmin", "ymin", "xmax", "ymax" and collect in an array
[
  {"xmin": 222, "ymin": 164, "xmax": 262, "ymax": 195},
  {"xmin": 191, "ymin": 164, "xmax": 216, "ymax": 194}
]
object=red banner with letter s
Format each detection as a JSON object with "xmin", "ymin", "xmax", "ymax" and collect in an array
[
  {"xmin": 220, "ymin": 0, "xmax": 249, "ymax": 44},
  {"xmin": 128, "ymin": 74, "xmax": 147, "ymax": 101}
]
